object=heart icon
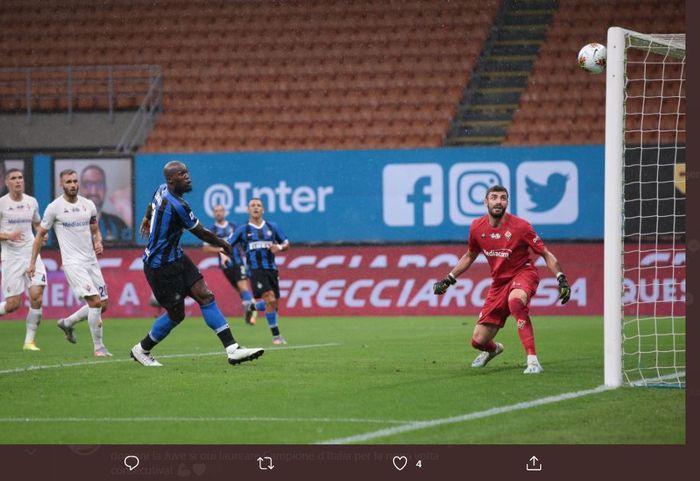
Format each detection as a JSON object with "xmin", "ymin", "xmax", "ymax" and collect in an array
[{"xmin": 392, "ymin": 455, "xmax": 408, "ymax": 471}]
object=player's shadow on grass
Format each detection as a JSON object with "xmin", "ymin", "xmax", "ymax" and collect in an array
[
  {"xmin": 466, "ymin": 364, "xmax": 523, "ymax": 376},
  {"xmin": 468, "ymin": 356, "xmax": 600, "ymax": 376}
]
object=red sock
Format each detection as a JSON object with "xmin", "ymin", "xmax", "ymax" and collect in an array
[
  {"xmin": 471, "ymin": 337, "xmax": 497, "ymax": 352},
  {"xmin": 508, "ymin": 298, "xmax": 536, "ymax": 355}
]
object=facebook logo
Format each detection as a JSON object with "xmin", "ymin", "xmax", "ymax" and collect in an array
[{"xmin": 383, "ymin": 164, "xmax": 443, "ymax": 226}]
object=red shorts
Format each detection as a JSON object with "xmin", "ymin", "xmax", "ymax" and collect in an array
[{"xmin": 477, "ymin": 269, "xmax": 540, "ymax": 328}]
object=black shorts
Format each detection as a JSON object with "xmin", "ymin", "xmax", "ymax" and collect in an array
[
  {"xmin": 223, "ymin": 263, "xmax": 247, "ymax": 286},
  {"xmin": 249, "ymin": 269, "xmax": 280, "ymax": 299},
  {"xmin": 144, "ymin": 255, "xmax": 204, "ymax": 309}
]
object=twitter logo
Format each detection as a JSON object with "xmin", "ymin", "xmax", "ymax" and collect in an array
[
  {"xmin": 525, "ymin": 173, "xmax": 569, "ymax": 212},
  {"xmin": 516, "ymin": 161, "xmax": 578, "ymax": 224}
]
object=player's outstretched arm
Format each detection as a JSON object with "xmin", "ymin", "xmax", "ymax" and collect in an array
[
  {"xmin": 202, "ymin": 243, "xmax": 222, "ymax": 254},
  {"xmin": 139, "ymin": 204, "xmax": 153, "ymax": 239},
  {"xmin": 541, "ymin": 248, "xmax": 570, "ymax": 304},
  {"xmin": 433, "ymin": 250, "xmax": 478, "ymax": 295},
  {"xmin": 27, "ymin": 225, "xmax": 49, "ymax": 278},
  {"xmin": 191, "ymin": 224, "xmax": 233, "ymax": 256}
]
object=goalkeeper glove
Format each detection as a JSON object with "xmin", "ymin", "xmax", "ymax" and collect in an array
[
  {"xmin": 433, "ymin": 273, "xmax": 457, "ymax": 295},
  {"xmin": 557, "ymin": 273, "xmax": 571, "ymax": 305}
]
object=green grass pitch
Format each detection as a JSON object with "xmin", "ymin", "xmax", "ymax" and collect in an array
[{"xmin": 0, "ymin": 315, "xmax": 684, "ymax": 444}]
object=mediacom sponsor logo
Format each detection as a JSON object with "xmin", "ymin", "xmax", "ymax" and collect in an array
[
  {"xmin": 482, "ymin": 249, "xmax": 511, "ymax": 258},
  {"xmin": 0, "ymin": 244, "xmax": 684, "ymax": 318}
]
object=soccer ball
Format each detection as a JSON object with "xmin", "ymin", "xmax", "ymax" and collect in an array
[{"xmin": 577, "ymin": 43, "xmax": 607, "ymax": 74}]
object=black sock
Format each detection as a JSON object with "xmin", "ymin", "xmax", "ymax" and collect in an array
[
  {"xmin": 140, "ymin": 335, "xmax": 158, "ymax": 352},
  {"xmin": 217, "ymin": 327, "xmax": 236, "ymax": 348},
  {"xmin": 271, "ymin": 326, "xmax": 280, "ymax": 336}
]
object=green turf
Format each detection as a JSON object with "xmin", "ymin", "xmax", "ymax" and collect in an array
[
  {"xmin": 0, "ymin": 316, "xmax": 685, "ymax": 444},
  {"xmin": 622, "ymin": 315, "xmax": 686, "ymax": 386}
]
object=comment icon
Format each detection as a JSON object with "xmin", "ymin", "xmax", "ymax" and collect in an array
[{"xmin": 124, "ymin": 455, "xmax": 140, "ymax": 471}]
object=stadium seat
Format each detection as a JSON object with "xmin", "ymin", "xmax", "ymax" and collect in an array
[
  {"xmin": 2, "ymin": 0, "xmax": 681, "ymax": 150},
  {"xmin": 506, "ymin": 0, "xmax": 685, "ymax": 146},
  {"xmin": 2, "ymin": 0, "xmax": 501, "ymax": 150}
]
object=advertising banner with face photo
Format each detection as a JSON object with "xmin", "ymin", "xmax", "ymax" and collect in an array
[
  {"xmin": 1, "ymin": 159, "xmax": 31, "ymax": 197},
  {"xmin": 53, "ymin": 158, "xmax": 133, "ymax": 244}
]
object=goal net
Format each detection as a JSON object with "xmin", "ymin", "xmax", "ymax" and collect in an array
[{"xmin": 604, "ymin": 27, "xmax": 686, "ymax": 388}]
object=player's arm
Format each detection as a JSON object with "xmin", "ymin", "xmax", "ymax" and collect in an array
[
  {"xmin": 33, "ymin": 221, "xmax": 48, "ymax": 245},
  {"xmin": 139, "ymin": 203, "xmax": 153, "ymax": 239},
  {"xmin": 270, "ymin": 239, "xmax": 289, "ymax": 253},
  {"xmin": 270, "ymin": 223, "xmax": 289, "ymax": 253},
  {"xmin": 222, "ymin": 229, "xmax": 244, "ymax": 267},
  {"xmin": 0, "ymin": 230, "xmax": 23, "ymax": 241},
  {"xmin": 203, "ymin": 239, "xmax": 231, "ymax": 265},
  {"xmin": 202, "ymin": 243, "xmax": 222, "ymax": 254},
  {"xmin": 524, "ymin": 223, "xmax": 570, "ymax": 305},
  {"xmin": 191, "ymin": 224, "xmax": 233, "ymax": 256},
  {"xmin": 30, "ymin": 203, "xmax": 47, "ymax": 245},
  {"xmin": 90, "ymin": 216, "xmax": 103, "ymax": 255},
  {"xmin": 540, "ymin": 247, "xmax": 570, "ymax": 304},
  {"xmin": 231, "ymin": 242, "xmax": 245, "ymax": 266},
  {"xmin": 203, "ymin": 241, "xmax": 230, "ymax": 265},
  {"xmin": 27, "ymin": 225, "xmax": 49, "ymax": 278},
  {"xmin": 270, "ymin": 239, "xmax": 289, "ymax": 254},
  {"xmin": 433, "ymin": 249, "xmax": 479, "ymax": 295},
  {"xmin": 0, "ymin": 210, "xmax": 22, "ymax": 241}
]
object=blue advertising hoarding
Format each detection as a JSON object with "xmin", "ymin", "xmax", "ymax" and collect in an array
[{"xmin": 134, "ymin": 145, "xmax": 604, "ymax": 243}]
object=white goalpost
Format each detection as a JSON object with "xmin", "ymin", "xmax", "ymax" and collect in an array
[{"xmin": 604, "ymin": 27, "xmax": 686, "ymax": 388}]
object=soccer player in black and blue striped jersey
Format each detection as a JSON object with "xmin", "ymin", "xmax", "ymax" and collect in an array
[
  {"xmin": 227, "ymin": 198, "xmax": 289, "ymax": 345},
  {"xmin": 130, "ymin": 161, "xmax": 264, "ymax": 367},
  {"xmin": 203, "ymin": 204, "xmax": 255, "ymax": 324}
]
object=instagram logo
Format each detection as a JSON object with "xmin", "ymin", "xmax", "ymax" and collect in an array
[
  {"xmin": 383, "ymin": 163, "xmax": 443, "ymax": 226},
  {"xmin": 449, "ymin": 163, "xmax": 510, "ymax": 225}
]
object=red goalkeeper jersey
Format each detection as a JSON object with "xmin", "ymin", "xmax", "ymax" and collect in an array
[{"xmin": 467, "ymin": 213, "xmax": 546, "ymax": 285}]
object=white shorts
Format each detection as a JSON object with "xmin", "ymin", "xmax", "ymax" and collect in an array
[
  {"xmin": 1, "ymin": 255, "xmax": 47, "ymax": 298},
  {"xmin": 63, "ymin": 262, "xmax": 108, "ymax": 300}
]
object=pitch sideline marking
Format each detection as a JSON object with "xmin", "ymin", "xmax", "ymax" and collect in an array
[
  {"xmin": 316, "ymin": 384, "xmax": 617, "ymax": 444},
  {"xmin": 0, "ymin": 342, "xmax": 340, "ymax": 375},
  {"xmin": 0, "ymin": 416, "xmax": 414, "ymax": 425}
]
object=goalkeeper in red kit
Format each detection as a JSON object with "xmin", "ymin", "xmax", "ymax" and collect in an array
[{"xmin": 433, "ymin": 185, "xmax": 571, "ymax": 374}]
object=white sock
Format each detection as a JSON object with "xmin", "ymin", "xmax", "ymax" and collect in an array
[
  {"xmin": 64, "ymin": 305, "xmax": 90, "ymax": 327},
  {"xmin": 24, "ymin": 308, "xmax": 42, "ymax": 344},
  {"xmin": 87, "ymin": 307, "xmax": 104, "ymax": 351},
  {"xmin": 527, "ymin": 354, "xmax": 539, "ymax": 365},
  {"xmin": 0, "ymin": 301, "xmax": 7, "ymax": 316}
]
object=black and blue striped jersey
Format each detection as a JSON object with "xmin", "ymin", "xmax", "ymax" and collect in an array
[
  {"xmin": 143, "ymin": 183, "xmax": 199, "ymax": 268},
  {"xmin": 227, "ymin": 220, "xmax": 287, "ymax": 271},
  {"xmin": 209, "ymin": 221, "xmax": 244, "ymax": 267}
]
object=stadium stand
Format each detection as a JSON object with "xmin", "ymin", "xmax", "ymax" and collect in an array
[
  {"xmin": 505, "ymin": 0, "xmax": 685, "ymax": 146},
  {"xmin": 0, "ymin": 0, "xmax": 685, "ymax": 151},
  {"xmin": 0, "ymin": 0, "xmax": 499, "ymax": 152},
  {"xmin": 445, "ymin": 0, "xmax": 558, "ymax": 146}
]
